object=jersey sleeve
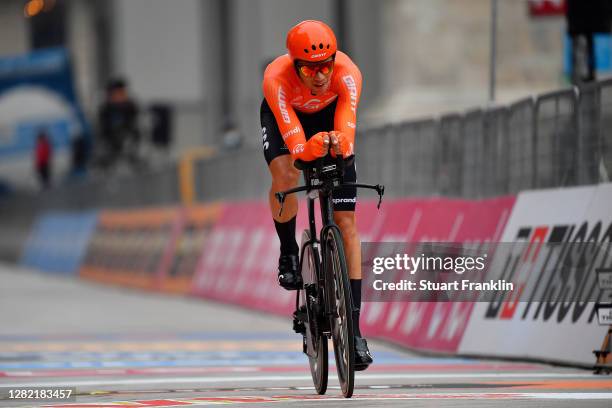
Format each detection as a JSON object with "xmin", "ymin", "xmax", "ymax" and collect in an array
[
  {"xmin": 262, "ymin": 76, "xmax": 310, "ymax": 160},
  {"xmin": 333, "ymin": 63, "xmax": 362, "ymax": 155}
]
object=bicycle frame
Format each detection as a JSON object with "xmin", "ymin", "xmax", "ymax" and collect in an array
[
  {"xmin": 304, "ymin": 166, "xmax": 342, "ymax": 336},
  {"xmin": 276, "ymin": 153, "xmax": 384, "ymax": 398},
  {"xmin": 277, "ymin": 155, "xmax": 384, "ymax": 331}
]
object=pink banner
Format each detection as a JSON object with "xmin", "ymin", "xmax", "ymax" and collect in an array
[
  {"xmin": 192, "ymin": 201, "xmax": 295, "ymax": 315},
  {"xmin": 191, "ymin": 196, "xmax": 515, "ymax": 353},
  {"xmin": 357, "ymin": 196, "xmax": 515, "ymax": 352}
]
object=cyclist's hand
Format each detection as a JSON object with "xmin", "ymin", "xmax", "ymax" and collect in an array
[
  {"xmin": 303, "ymin": 132, "xmax": 330, "ymax": 159},
  {"xmin": 329, "ymin": 132, "xmax": 342, "ymax": 157},
  {"xmin": 329, "ymin": 131, "xmax": 353, "ymax": 159}
]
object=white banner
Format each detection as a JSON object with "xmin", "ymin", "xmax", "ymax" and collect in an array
[{"xmin": 460, "ymin": 184, "xmax": 612, "ymax": 365}]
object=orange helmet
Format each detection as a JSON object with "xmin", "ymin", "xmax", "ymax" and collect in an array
[{"xmin": 286, "ymin": 20, "xmax": 337, "ymax": 62}]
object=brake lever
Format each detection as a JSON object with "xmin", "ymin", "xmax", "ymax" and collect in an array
[{"xmin": 275, "ymin": 192, "xmax": 286, "ymax": 217}]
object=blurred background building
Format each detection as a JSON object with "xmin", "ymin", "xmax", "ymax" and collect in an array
[{"xmin": 2, "ymin": 0, "xmax": 609, "ymax": 192}]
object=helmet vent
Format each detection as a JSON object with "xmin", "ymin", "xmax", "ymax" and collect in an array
[{"xmin": 286, "ymin": 20, "xmax": 337, "ymax": 61}]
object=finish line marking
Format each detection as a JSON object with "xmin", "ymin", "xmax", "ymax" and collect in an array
[{"xmin": 4, "ymin": 372, "xmax": 598, "ymax": 388}]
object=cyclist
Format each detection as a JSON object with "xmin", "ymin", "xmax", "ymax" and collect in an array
[{"xmin": 261, "ymin": 20, "xmax": 372, "ymax": 370}]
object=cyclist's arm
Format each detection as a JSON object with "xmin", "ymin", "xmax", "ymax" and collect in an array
[
  {"xmin": 262, "ymin": 78, "xmax": 318, "ymax": 161},
  {"xmin": 333, "ymin": 65, "xmax": 362, "ymax": 156}
]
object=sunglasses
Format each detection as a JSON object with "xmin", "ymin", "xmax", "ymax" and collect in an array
[{"xmin": 297, "ymin": 60, "xmax": 334, "ymax": 78}]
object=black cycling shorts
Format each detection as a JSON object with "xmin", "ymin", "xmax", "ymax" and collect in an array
[{"xmin": 260, "ymin": 98, "xmax": 357, "ymax": 212}]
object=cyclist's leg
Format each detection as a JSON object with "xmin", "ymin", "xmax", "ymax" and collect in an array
[
  {"xmin": 332, "ymin": 162, "xmax": 362, "ymax": 332},
  {"xmin": 261, "ymin": 99, "xmax": 301, "ymax": 289},
  {"xmin": 268, "ymin": 155, "xmax": 300, "ymax": 255},
  {"xmin": 331, "ymin": 158, "xmax": 359, "ymax": 281},
  {"xmin": 268, "ymin": 155, "xmax": 300, "ymax": 223},
  {"xmin": 334, "ymin": 211, "xmax": 364, "ymax": 332}
]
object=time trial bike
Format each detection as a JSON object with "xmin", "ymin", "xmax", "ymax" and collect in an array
[{"xmin": 276, "ymin": 153, "xmax": 384, "ymax": 398}]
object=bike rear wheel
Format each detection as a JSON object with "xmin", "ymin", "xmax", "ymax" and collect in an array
[
  {"xmin": 299, "ymin": 229, "xmax": 328, "ymax": 395},
  {"xmin": 323, "ymin": 226, "xmax": 355, "ymax": 398}
]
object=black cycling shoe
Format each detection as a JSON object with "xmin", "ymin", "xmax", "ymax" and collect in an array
[
  {"xmin": 354, "ymin": 336, "xmax": 373, "ymax": 371},
  {"xmin": 278, "ymin": 254, "xmax": 302, "ymax": 290}
]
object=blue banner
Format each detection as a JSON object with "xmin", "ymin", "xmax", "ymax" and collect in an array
[
  {"xmin": 0, "ymin": 48, "xmax": 90, "ymax": 158},
  {"xmin": 20, "ymin": 211, "xmax": 99, "ymax": 276}
]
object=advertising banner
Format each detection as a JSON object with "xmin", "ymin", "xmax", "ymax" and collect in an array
[
  {"xmin": 460, "ymin": 184, "xmax": 612, "ymax": 365},
  {"xmin": 191, "ymin": 196, "xmax": 515, "ymax": 353},
  {"xmin": 164, "ymin": 205, "xmax": 222, "ymax": 293},
  {"xmin": 79, "ymin": 207, "xmax": 180, "ymax": 290},
  {"xmin": 192, "ymin": 201, "xmax": 295, "ymax": 315},
  {"xmin": 26, "ymin": 187, "xmax": 606, "ymax": 363},
  {"xmin": 20, "ymin": 211, "xmax": 98, "ymax": 275},
  {"xmin": 356, "ymin": 197, "xmax": 515, "ymax": 352}
]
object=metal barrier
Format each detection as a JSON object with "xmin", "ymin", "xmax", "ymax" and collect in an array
[
  {"xmin": 506, "ymin": 97, "xmax": 536, "ymax": 193},
  {"xmin": 404, "ymin": 119, "xmax": 438, "ymax": 197},
  {"xmin": 534, "ymin": 88, "xmax": 579, "ymax": 189},
  {"xmin": 437, "ymin": 114, "xmax": 463, "ymax": 197},
  {"xmin": 2, "ymin": 79, "xmax": 612, "ymax": 222},
  {"xmin": 484, "ymin": 106, "xmax": 509, "ymax": 197},
  {"xmin": 598, "ymin": 79, "xmax": 612, "ymax": 182},
  {"xmin": 462, "ymin": 109, "xmax": 485, "ymax": 198},
  {"xmin": 356, "ymin": 79, "xmax": 611, "ymax": 198}
]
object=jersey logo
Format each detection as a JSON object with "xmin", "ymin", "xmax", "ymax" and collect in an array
[
  {"xmin": 324, "ymin": 95, "xmax": 337, "ymax": 104},
  {"xmin": 278, "ymin": 86, "xmax": 291, "ymax": 123},
  {"xmin": 342, "ymin": 75, "xmax": 358, "ymax": 112},
  {"xmin": 282, "ymin": 126, "xmax": 300, "ymax": 140},
  {"xmin": 262, "ymin": 127, "xmax": 269, "ymax": 150},
  {"xmin": 296, "ymin": 96, "xmax": 337, "ymax": 111},
  {"xmin": 302, "ymin": 98, "xmax": 322, "ymax": 110}
]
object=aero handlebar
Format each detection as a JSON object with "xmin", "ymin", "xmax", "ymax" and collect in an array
[{"xmin": 275, "ymin": 152, "xmax": 384, "ymax": 217}]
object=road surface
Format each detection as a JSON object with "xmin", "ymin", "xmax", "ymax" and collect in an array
[{"xmin": 1, "ymin": 264, "xmax": 610, "ymax": 407}]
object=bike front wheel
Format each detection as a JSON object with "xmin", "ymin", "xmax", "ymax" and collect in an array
[
  {"xmin": 323, "ymin": 226, "xmax": 355, "ymax": 398},
  {"xmin": 300, "ymin": 229, "xmax": 328, "ymax": 395}
]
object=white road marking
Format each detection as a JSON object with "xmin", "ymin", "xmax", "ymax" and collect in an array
[{"xmin": 2, "ymin": 372, "xmax": 597, "ymax": 388}]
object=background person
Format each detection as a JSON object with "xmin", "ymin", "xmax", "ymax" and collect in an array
[
  {"xmin": 34, "ymin": 130, "xmax": 52, "ymax": 189},
  {"xmin": 566, "ymin": 0, "xmax": 612, "ymax": 84},
  {"xmin": 98, "ymin": 78, "xmax": 140, "ymax": 166}
]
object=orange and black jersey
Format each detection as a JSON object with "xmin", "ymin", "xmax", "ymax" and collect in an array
[{"xmin": 262, "ymin": 51, "xmax": 362, "ymax": 159}]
